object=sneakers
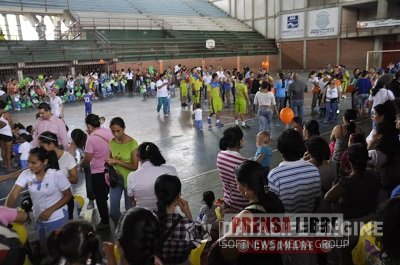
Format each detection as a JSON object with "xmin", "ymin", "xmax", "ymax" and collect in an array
[
  {"xmin": 87, "ymin": 200, "xmax": 95, "ymax": 210},
  {"xmin": 241, "ymin": 124, "xmax": 250, "ymax": 129},
  {"xmin": 216, "ymin": 122, "xmax": 224, "ymax": 128},
  {"xmin": 164, "ymin": 114, "xmax": 169, "ymax": 117}
]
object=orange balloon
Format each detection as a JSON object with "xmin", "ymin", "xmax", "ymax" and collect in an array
[
  {"xmin": 335, "ymin": 80, "xmax": 341, "ymax": 87},
  {"xmin": 280, "ymin": 107, "xmax": 295, "ymax": 124}
]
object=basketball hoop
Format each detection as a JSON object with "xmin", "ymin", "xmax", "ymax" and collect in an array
[{"xmin": 206, "ymin": 39, "xmax": 215, "ymax": 49}]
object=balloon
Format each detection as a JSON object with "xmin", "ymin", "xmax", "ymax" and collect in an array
[
  {"xmin": 74, "ymin": 195, "xmax": 84, "ymax": 208},
  {"xmin": 27, "ymin": 101, "xmax": 33, "ymax": 107},
  {"xmin": 280, "ymin": 107, "xmax": 295, "ymax": 125},
  {"xmin": 335, "ymin": 80, "xmax": 341, "ymax": 87},
  {"xmin": 114, "ymin": 245, "xmax": 121, "ymax": 263},
  {"xmin": 4, "ymin": 105, "xmax": 10, "ymax": 111},
  {"xmin": 148, "ymin": 66, "xmax": 154, "ymax": 75},
  {"xmin": 11, "ymin": 223, "xmax": 28, "ymax": 244},
  {"xmin": 189, "ymin": 240, "xmax": 207, "ymax": 265},
  {"xmin": 215, "ymin": 206, "xmax": 222, "ymax": 221},
  {"xmin": 38, "ymin": 74, "xmax": 44, "ymax": 80},
  {"xmin": 76, "ymin": 92, "xmax": 82, "ymax": 97},
  {"xmin": 21, "ymin": 103, "xmax": 26, "ymax": 108}
]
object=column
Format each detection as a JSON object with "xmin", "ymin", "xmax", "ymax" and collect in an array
[
  {"xmin": 15, "ymin": 14, "xmax": 23, "ymax": 40},
  {"xmin": 251, "ymin": 0, "xmax": 255, "ymax": 30},
  {"xmin": 236, "ymin": 56, "xmax": 241, "ymax": 71},
  {"xmin": 303, "ymin": 40, "xmax": 307, "ymax": 70},
  {"xmin": 3, "ymin": 14, "xmax": 11, "ymax": 40},
  {"xmin": 70, "ymin": 66, "xmax": 76, "ymax": 78},
  {"xmin": 377, "ymin": 0, "xmax": 388, "ymax": 19},
  {"xmin": 374, "ymin": 0, "xmax": 388, "ymax": 67}
]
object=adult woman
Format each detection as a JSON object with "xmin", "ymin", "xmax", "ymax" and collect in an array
[
  {"xmin": 107, "ymin": 117, "xmax": 138, "ymax": 225},
  {"xmin": 125, "ymin": 68, "xmax": 134, "ymax": 94},
  {"xmin": 254, "ymin": 81, "xmax": 278, "ymax": 133},
  {"xmin": 325, "ymin": 144, "xmax": 379, "ymax": 219},
  {"xmin": 366, "ymin": 101, "xmax": 396, "ymax": 148},
  {"xmin": 323, "ymin": 78, "xmax": 340, "ymax": 123},
  {"xmin": 127, "ymin": 142, "xmax": 177, "ymax": 210},
  {"xmin": 217, "ymin": 126, "xmax": 248, "ymax": 213},
  {"xmin": 104, "ymin": 207, "xmax": 162, "ymax": 265},
  {"xmin": 39, "ymin": 131, "xmax": 78, "ymax": 219},
  {"xmin": 43, "ymin": 220, "xmax": 101, "ymax": 265},
  {"xmin": 70, "ymin": 128, "xmax": 94, "ymax": 209},
  {"xmin": 213, "ymin": 161, "xmax": 284, "ymax": 264},
  {"xmin": 81, "ymin": 114, "xmax": 114, "ymax": 229},
  {"xmin": 155, "ymin": 174, "xmax": 195, "ymax": 265},
  {"xmin": 330, "ymin": 109, "xmax": 363, "ymax": 165},
  {"xmin": 304, "ymin": 136, "xmax": 337, "ymax": 212},
  {"xmin": 303, "ymin": 119, "xmax": 320, "ymax": 140},
  {"xmin": 5, "ymin": 147, "xmax": 72, "ymax": 246},
  {"xmin": 368, "ymin": 80, "xmax": 395, "ymax": 110},
  {"xmin": 0, "ymin": 101, "xmax": 14, "ymax": 170},
  {"xmin": 274, "ymin": 72, "xmax": 286, "ymax": 113}
]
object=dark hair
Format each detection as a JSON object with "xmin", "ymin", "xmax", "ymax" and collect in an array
[
  {"xmin": 343, "ymin": 109, "xmax": 357, "ymax": 136},
  {"xmin": 0, "ymin": 100, "xmax": 6, "ymax": 109},
  {"xmin": 261, "ymin": 81, "xmax": 271, "ymax": 91},
  {"xmin": 71, "ymin": 129, "xmax": 87, "ymax": 149},
  {"xmin": 43, "ymin": 220, "xmax": 101, "ymax": 265},
  {"xmin": 292, "ymin": 116, "xmax": 302, "ymax": 125},
  {"xmin": 155, "ymin": 174, "xmax": 181, "ymax": 240},
  {"xmin": 237, "ymin": 73, "xmax": 244, "ymax": 81},
  {"xmin": 277, "ymin": 129, "xmax": 306, "ymax": 161},
  {"xmin": 29, "ymin": 147, "xmax": 59, "ymax": 170},
  {"xmin": 219, "ymin": 126, "xmax": 243, "ymax": 150},
  {"xmin": 39, "ymin": 131, "xmax": 58, "ymax": 146},
  {"xmin": 235, "ymin": 161, "xmax": 284, "ymax": 213},
  {"xmin": 374, "ymin": 101, "xmax": 396, "ymax": 124},
  {"xmin": 303, "ymin": 120, "xmax": 320, "ymax": 138},
  {"xmin": 374, "ymin": 121, "xmax": 399, "ymax": 159},
  {"xmin": 116, "ymin": 207, "xmax": 159, "ymax": 265},
  {"xmin": 202, "ymin": 191, "xmax": 215, "ymax": 209},
  {"xmin": 38, "ymin": 102, "xmax": 51, "ymax": 111},
  {"xmin": 110, "ymin": 117, "xmax": 125, "ymax": 129},
  {"xmin": 26, "ymin": 125, "xmax": 33, "ymax": 134},
  {"xmin": 13, "ymin": 123, "xmax": 25, "ymax": 130},
  {"xmin": 195, "ymin": 103, "xmax": 201, "ymax": 109},
  {"xmin": 212, "ymin": 73, "xmax": 218, "ymax": 80},
  {"xmin": 137, "ymin": 142, "xmax": 166, "ymax": 166},
  {"xmin": 278, "ymin": 72, "xmax": 284, "ymax": 80},
  {"xmin": 18, "ymin": 133, "xmax": 29, "ymax": 142},
  {"xmin": 85, "ymin": 114, "xmax": 101, "ymax": 128},
  {"xmin": 371, "ymin": 80, "xmax": 385, "ymax": 96},
  {"xmin": 349, "ymin": 133, "xmax": 366, "ymax": 146},
  {"xmin": 305, "ymin": 136, "xmax": 330, "ymax": 166},
  {"xmin": 382, "ymin": 197, "xmax": 400, "ymax": 261},
  {"xmin": 347, "ymin": 144, "xmax": 368, "ymax": 175}
]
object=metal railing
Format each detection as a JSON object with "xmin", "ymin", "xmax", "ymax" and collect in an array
[{"xmin": 340, "ymin": 22, "xmax": 400, "ymax": 38}]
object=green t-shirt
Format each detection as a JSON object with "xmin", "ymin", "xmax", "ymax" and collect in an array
[
  {"xmin": 235, "ymin": 82, "xmax": 247, "ymax": 102},
  {"xmin": 109, "ymin": 139, "xmax": 138, "ymax": 186}
]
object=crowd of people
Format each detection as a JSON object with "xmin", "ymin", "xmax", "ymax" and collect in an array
[{"xmin": 0, "ymin": 61, "xmax": 399, "ymax": 265}]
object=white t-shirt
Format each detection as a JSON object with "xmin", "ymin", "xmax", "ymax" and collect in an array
[
  {"xmin": 58, "ymin": 151, "xmax": 77, "ymax": 178},
  {"xmin": 203, "ymin": 75, "xmax": 212, "ymax": 85},
  {"xmin": 50, "ymin": 96, "xmax": 63, "ymax": 118},
  {"xmin": 368, "ymin": 88, "xmax": 395, "ymax": 108},
  {"xmin": 150, "ymin": 82, "xmax": 156, "ymax": 90},
  {"xmin": 126, "ymin": 72, "xmax": 133, "ymax": 80},
  {"xmin": 193, "ymin": 108, "xmax": 203, "ymax": 121},
  {"xmin": 309, "ymin": 76, "xmax": 319, "ymax": 90},
  {"xmin": 18, "ymin": 142, "xmax": 31, "ymax": 160},
  {"xmin": 127, "ymin": 161, "xmax": 177, "ymax": 210},
  {"xmin": 156, "ymin": 79, "xmax": 168, "ymax": 97},
  {"xmin": 254, "ymin": 91, "xmax": 276, "ymax": 106},
  {"xmin": 15, "ymin": 168, "xmax": 71, "ymax": 222}
]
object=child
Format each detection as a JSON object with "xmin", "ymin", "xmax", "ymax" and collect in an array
[
  {"xmin": 150, "ymin": 80, "xmax": 156, "ymax": 97},
  {"xmin": 254, "ymin": 131, "xmax": 272, "ymax": 173},
  {"xmin": 292, "ymin": 116, "xmax": 303, "ymax": 133},
  {"xmin": 193, "ymin": 103, "xmax": 203, "ymax": 130},
  {"xmin": 197, "ymin": 191, "xmax": 217, "ymax": 224},
  {"xmin": 17, "ymin": 133, "xmax": 30, "ymax": 169},
  {"xmin": 234, "ymin": 73, "xmax": 250, "ymax": 128},
  {"xmin": 100, "ymin": 116, "xmax": 106, "ymax": 128},
  {"xmin": 83, "ymin": 89, "xmax": 93, "ymax": 117},
  {"xmin": 140, "ymin": 84, "xmax": 147, "ymax": 100}
]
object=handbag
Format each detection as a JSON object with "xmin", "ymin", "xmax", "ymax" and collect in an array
[{"xmin": 104, "ymin": 162, "xmax": 120, "ymax": 188}]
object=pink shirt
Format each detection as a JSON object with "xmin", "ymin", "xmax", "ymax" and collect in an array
[
  {"xmin": 0, "ymin": 206, "xmax": 18, "ymax": 226},
  {"xmin": 31, "ymin": 115, "xmax": 69, "ymax": 150},
  {"xmin": 85, "ymin": 128, "xmax": 114, "ymax": 174}
]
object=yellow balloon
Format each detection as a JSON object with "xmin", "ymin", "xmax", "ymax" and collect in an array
[
  {"xmin": 11, "ymin": 223, "xmax": 28, "ymax": 244},
  {"xmin": 74, "ymin": 195, "xmax": 85, "ymax": 208},
  {"xmin": 189, "ymin": 240, "xmax": 207, "ymax": 265},
  {"xmin": 114, "ymin": 245, "xmax": 121, "ymax": 263},
  {"xmin": 215, "ymin": 206, "xmax": 222, "ymax": 221}
]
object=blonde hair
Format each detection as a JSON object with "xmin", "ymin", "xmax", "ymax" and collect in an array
[{"xmin": 256, "ymin": 131, "xmax": 271, "ymax": 145}]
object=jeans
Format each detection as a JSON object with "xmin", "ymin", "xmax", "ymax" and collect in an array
[
  {"xmin": 258, "ymin": 108, "xmax": 273, "ymax": 132},
  {"xmin": 157, "ymin": 97, "xmax": 168, "ymax": 114},
  {"xmin": 110, "ymin": 174, "xmax": 130, "ymax": 225},
  {"xmin": 290, "ymin": 99, "xmax": 304, "ymax": 119},
  {"xmin": 276, "ymin": 97, "xmax": 285, "ymax": 113},
  {"xmin": 37, "ymin": 208, "xmax": 68, "ymax": 250},
  {"xmin": 324, "ymin": 100, "xmax": 338, "ymax": 122},
  {"xmin": 91, "ymin": 172, "xmax": 110, "ymax": 224},
  {"xmin": 195, "ymin": 120, "xmax": 203, "ymax": 130}
]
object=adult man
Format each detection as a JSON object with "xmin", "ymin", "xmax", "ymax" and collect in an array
[
  {"xmin": 207, "ymin": 73, "xmax": 223, "ymax": 128},
  {"xmin": 81, "ymin": 114, "xmax": 113, "ymax": 230},
  {"xmin": 267, "ymin": 129, "xmax": 320, "ymax": 265},
  {"xmin": 49, "ymin": 89, "xmax": 63, "ymax": 119},
  {"xmin": 288, "ymin": 73, "xmax": 307, "ymax": 119},
  {"xmin": 156, "ymin": 74, "xmax": 169, "ymax": 116},
  {"xmin": 234, "ymin": 73, "xmax": 250, "ymax": 128},
  {"xmin": 31, "ymin": 103, "xmax": 68, "ymax": 150},
  {"xmin": 355, "ymin": 70, "xmax": 372, "ymax": 117}
]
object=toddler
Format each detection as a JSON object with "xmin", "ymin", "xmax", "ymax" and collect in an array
[{"xmin": 254, "ymin": 131, "xmax": 272, "ymax": 173}]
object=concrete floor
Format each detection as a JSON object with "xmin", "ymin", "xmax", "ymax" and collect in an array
[{"xmin": 0, "ymin": 91, "xmax": 372, "ymax": 233}]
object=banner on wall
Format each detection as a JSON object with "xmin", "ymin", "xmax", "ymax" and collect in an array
[
  {"xmin": 281, "ymin": 12, "xmax": 305, "ymax": 39},
  {"xmin": 307, "ymin": 7, "xmax": 339, "ymax": 37},
  {"xmin": 357, "ymin": 19, "xmax": 400, "ymax": 28}
]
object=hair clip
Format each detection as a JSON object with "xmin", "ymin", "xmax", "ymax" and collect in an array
[
  {"xmin": 350, "ymin": 119, "xmax": 355, "ymax": 123},
  {"xmin": 264, "ymin": 185, "xmax": 269, "ymax": 194},
  {"xmin": 145, "ymin": 144, "xmax": 150, "ymax": 152},
  {"xmin": 87, "ymin": 231, "xmax": 96, "ymax": 237}
]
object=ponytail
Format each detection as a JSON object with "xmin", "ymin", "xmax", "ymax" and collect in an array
[
  {"xmin": 138, "ymin": 142, "xmax": 166, "ymax": 166},
  {"xmin": 29, "ymin": 147, "xmax": 60, "ymax": 171}
]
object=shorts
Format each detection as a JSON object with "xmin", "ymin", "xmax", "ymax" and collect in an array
[
  {"xmin": 357, "ymin": 94, "xmax": 369, "ymax": 108},
  {"xmin": 180, "ymin": 86, "xmax": 188, "ymax": 97},
  {"xmin": 193, "ymin": 90, "xmax": 201, "ymax": 104},
  {"xmin": 0, "ymin": 134, "xmax": 13, "ymax": 142},
  {"xmin": 211, "ymin": 97, "xmax": 223, "ymax": 113},
  {"xmin": 235, "ymin": 99, "xmax": 247, "ymax": 114}
]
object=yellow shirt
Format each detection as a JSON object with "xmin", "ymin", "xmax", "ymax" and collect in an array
[
  {"xmin": 208, "ymin": 81, "xmax": 220, "ymax": 98},
  {"xmin": 235, "ymin": 82, "xmax": 247, "ymax": 101}
]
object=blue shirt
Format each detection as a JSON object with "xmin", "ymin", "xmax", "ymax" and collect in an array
[
  {"xmin": 83, "ymin": 93, "xmax": 93, "ymax": 106},
  {"xmin": 356, "ymin": 78, "xmax": 371, "ymax": 95},
  {"xmin": 274, "ymin": 80, "xmax": 286, "ymax": 98},
  {"xmin": 254, "ymin": 146, "xmax": 272, "ymax": 168}
]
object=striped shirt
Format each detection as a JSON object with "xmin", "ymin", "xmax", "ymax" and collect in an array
[
  {"xmin": 267, "ymin": 159, "xmax": 321, "ymax": 213},
  {"xmin": 217, "ymin": 150, "xmax": 248, "ymax": 210}
]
